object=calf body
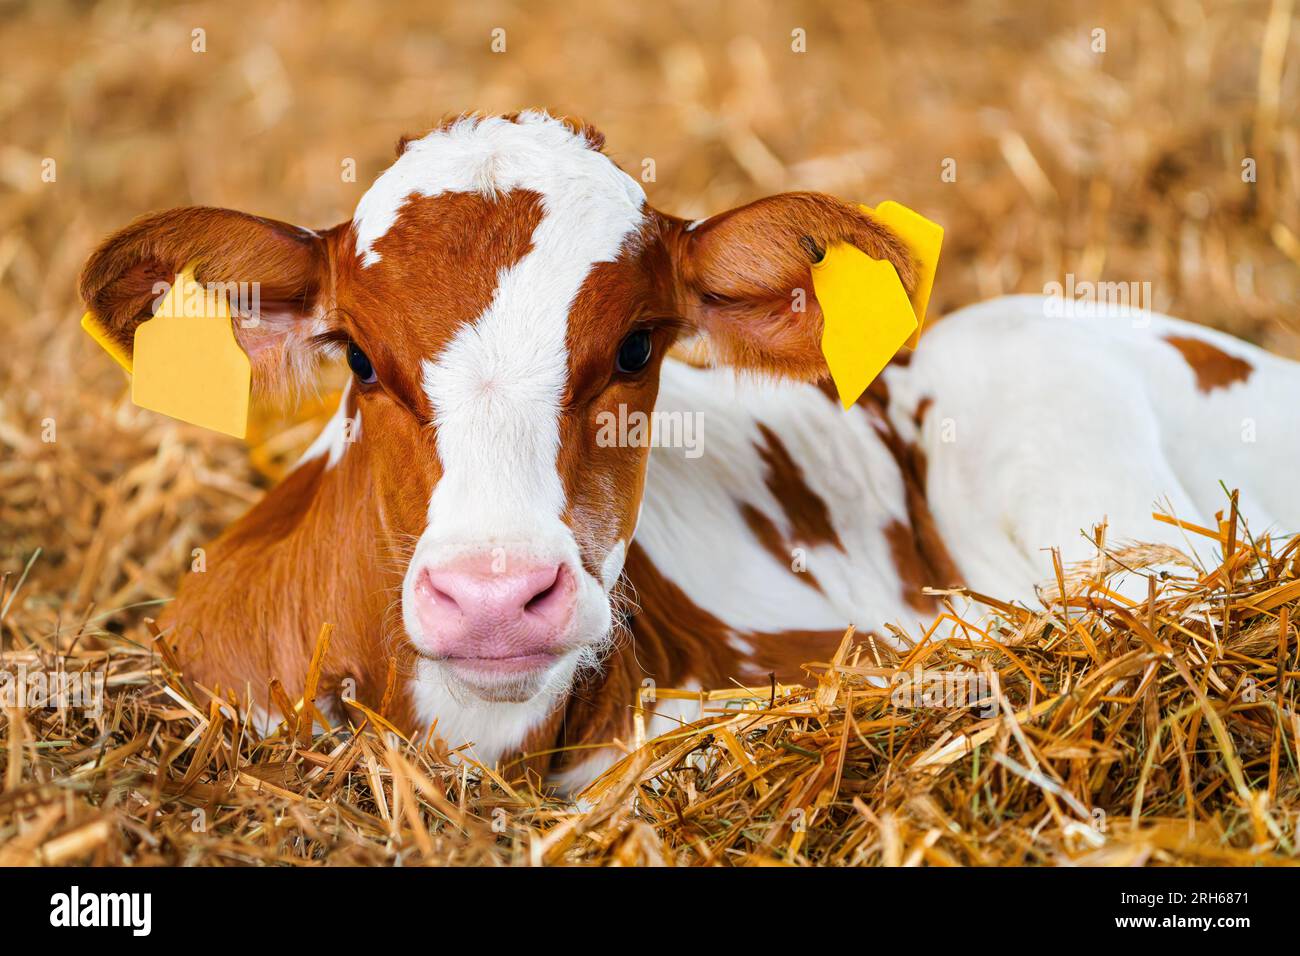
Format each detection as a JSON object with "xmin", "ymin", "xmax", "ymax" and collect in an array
[
  {"xmin": 78, "ymin": 113, "xmax": 1299, "ymax": 789},
  {"xmin": 556, "ymin": 296, "xmax": 1298, "ymax": 785}
]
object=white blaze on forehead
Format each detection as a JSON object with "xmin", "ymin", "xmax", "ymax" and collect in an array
[
  {"xmin": 353, "ymin": 111, "xmax": 645, "ymax": 267},
  {"xmin": 378, "ymin": 114, "xmax": 646, "ymax": 546},
  {"xmin": 393, "ymin": 116, "xmax": 641, "ymax": 757}
]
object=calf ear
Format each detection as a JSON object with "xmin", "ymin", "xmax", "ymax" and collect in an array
[
  {"xmin": 671, "ymin": 192, "xmax": 916, "ymax": 381},
  {"xmin": 79, "ymin": 206, "xmax": 334, "ymax": 395}
]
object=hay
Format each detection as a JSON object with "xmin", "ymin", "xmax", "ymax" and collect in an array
[
  {"xmin": 2, "ymin": 1, "xmax": 1299, "ymax": 865},
  {"xmin": 1, "ymin": 504, "xmax": 1298, "ymax": 866}
]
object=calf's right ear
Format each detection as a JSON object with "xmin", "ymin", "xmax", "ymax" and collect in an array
[{"xmin": 79, "ymin": 206, "xmax": 336, "ymax": 400}]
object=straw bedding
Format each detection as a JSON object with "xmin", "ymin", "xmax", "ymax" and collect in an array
[
  {"xmin": 2, "ymin": 0, "xmax": 1298, "ymax": 865},
  {"xmin": 1, "ymin": 506, "xmax": 1298, "ymax": 865}
]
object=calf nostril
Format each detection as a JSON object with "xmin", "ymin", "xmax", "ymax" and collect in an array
[
  {"xmin": 432, "ymin": 585, "xmax": 460, "ymax": 610},
  {"xmin": 418, "ymin": 568, "xmax": 462, "ymax": 613},
  {"xmin": 417, "ymin": 561, "xmax": 571, "ymax": 629},
  {"xmin": 524, "ymin": 565, "xmax": 565, "ymax": 615}
]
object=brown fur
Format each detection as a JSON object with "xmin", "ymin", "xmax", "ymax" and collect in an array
[
  {"xmin": 739, "ymin": 502, "xmax": 824, "ymax": 594},
  {"xmin": 78, "ymin": 207, "xmax": 337, "ymax": 395},
  {"xmin": 668, "ymin": 193, "xmax": 916, "ymax": 381},
  {"xmin": 855, "ymin": 387, "xmax": 965, "ymax": 611},
  {"xmin": 753, "ymin": 423, "xmax": 845, "ymax": 552},
  {"xmin": 1163, "ymin": 334, "xmax": 1253, "ymax": 393}
]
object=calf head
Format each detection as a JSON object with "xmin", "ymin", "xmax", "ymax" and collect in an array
[{"xmin": 80, "ymin": 111, "xmax": 914, "ymax": 737}]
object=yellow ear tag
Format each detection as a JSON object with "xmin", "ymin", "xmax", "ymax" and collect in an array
[
  {"xmin": 80, "ymin": 311, "xmax": 134, "ymax": 374},
  {"xmin": 864, "ymin": 201, "xmax": 944, "ymax": 349},
  {"xmin": 812, "ymin": 244, "xmax": 918, "ymax": 409},
  {"xmin": 130, "ymin": 265, "xmax": 250, "ymax": 439}
]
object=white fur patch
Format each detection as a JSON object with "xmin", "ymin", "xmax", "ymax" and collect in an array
[
  {"xmin": 391, "ymin": 113, "xmax": 647, "ymax": 754},
  {"xmin": 635, "ymin": 360, "xmax": 914, "ymax": 645},
  {"xmin": 414, "ymin": 113, "xmax": 644, "ymax": 550},
  {"xmin": 882, "ymin": 295, "xmax": 1300, "ymax": 602},
  {"xmin": 636, "ymin": 294, "xmax": 1300, "ymax": 660},
  {"xmin": 297, "ymin": 381, "xmax": 359, "ymax": 469},
  {"xmin": 410, "ymin": 656, "xmax": 577, "ymax": 767},
  {"xmin": 353, "ymin": 111, "xmax": 644, "ymax": 267},
  {"xmin": 600, "ymin": 539, "xmax": 627, "ymax": 590}
]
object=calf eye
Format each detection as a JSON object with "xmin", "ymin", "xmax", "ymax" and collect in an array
[
  {"xmin": 347, "ymin": 342, "xmax": 377, "ymax": 384},
  {"xmin": 616, "ymin": 329, "xmax": 653, "ymax": 374}
]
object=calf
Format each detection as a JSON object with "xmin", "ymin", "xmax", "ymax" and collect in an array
[{"xmin": 79, "ymin": 111, "xmax": 1300, "ymax": 790}]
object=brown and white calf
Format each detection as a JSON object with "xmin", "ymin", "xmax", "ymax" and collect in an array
[{"xmin": 80, "ymin": 111, "xmax": 1300, "ymax": 790}]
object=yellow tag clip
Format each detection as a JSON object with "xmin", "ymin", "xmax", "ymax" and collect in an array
[
  {"xmin": 80, "ymin": 311, "xmax": 133, "ymax": 374},
  {"xmin": 811, "ymin": 201, "xmax": 943, "ymax": 408},
  {"xmin": 82, "ymin": 265, "xmax": 251, "ymax": 439}
]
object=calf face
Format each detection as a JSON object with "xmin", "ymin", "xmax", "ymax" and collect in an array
[{"xmin": 80, "ymin": 111, "xmax": 915, "ymax": 727}]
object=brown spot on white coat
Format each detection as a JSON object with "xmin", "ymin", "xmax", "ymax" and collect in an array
[{"xmin": 1164, "ymin": 334, "xmax": 1253, "ymax": 393}]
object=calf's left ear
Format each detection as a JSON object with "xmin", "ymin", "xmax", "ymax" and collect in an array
[{"xmin": 670, "ymin": 192, "xmax": 937, "ymax": 400}]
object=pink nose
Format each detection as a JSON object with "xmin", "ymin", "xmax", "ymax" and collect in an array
[{"xmin": 411, "ymin": 555, "xmax": 576, "ymax": 664}]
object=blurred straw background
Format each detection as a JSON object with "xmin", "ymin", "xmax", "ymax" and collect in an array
[{"xmin": 1, "ymin": 0, "xmax": 1298, "ymax": 864}]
